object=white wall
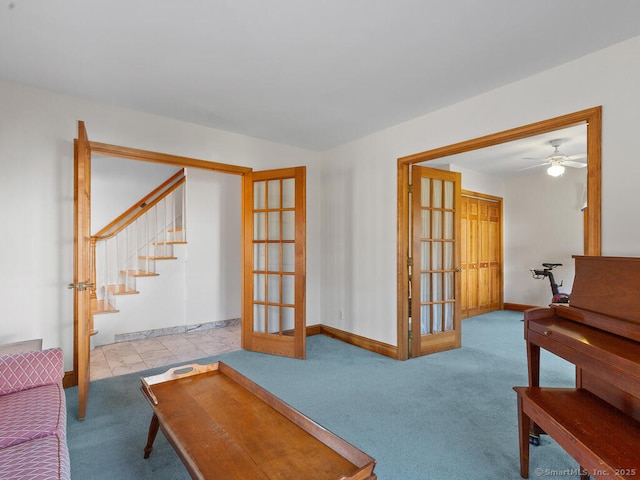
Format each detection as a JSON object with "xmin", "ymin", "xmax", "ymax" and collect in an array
[
  {"xmin": 451, "ymin": 164, "xmax": 507, "ymax": 198},
  {"xmin": 503, "ymin": 167, "xmax": 585, "ymax": 306},
  {"xmin": 320, "ymin": 35, "xmax": 640, "ymax": 345},
  {"xmin": 0, "ymin": 79, "xmax": 321, "ymax": 370},
  {"xmin": 184, "ymin": 168, "xmax": 242, "ymax": 327},
  {"xmin": 91, "ymin": 156, "xmax": 180, "ymax": 234}
]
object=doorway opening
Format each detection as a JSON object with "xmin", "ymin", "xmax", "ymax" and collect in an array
[
  {"xmin": 396, "ymin": 107, "xmax": 602, "ymax": 360},
  {"xmin": 84, "ymin": 142, "xmax": 250, "ymax": 379},
  {"xmin": 73, "ymin": 124, "xmax": 307, "ymax": 418},
  {"xmin": 90, "ymin": 160, "xmax": 243, "ymax": 380}
]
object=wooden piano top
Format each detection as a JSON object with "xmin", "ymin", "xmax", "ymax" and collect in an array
[{"xmin": 568, "ymin": 256, "xmax": 640, "ymax": 336}]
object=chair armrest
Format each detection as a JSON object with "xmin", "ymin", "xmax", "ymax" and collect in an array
[{"xmin": 0, "ymin": 348, "xmax": 64, "ymax": 395}]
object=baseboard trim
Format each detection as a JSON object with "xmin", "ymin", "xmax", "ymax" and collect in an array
[
  {"xmin": 114, "ymin": 318, "xmax": 241, "ymax": 344},
  {"xmin": 504, "ymin": 303, "xmax": 541, "ymax": 312},
  {"xmin": 313, "ymin": 324, "xmax": 398, "ymax": 359},
  {"xmin": 63, "ymin": 371, "xmax": 77, "ymax": 388},
  {"xmin": 306, "ymin": 324, "xmax": 322, "ymax": 336}
]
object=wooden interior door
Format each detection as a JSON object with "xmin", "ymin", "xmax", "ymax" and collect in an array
[
  {"xmin": 460, "ymin": 193, "xmax": 503, "ymax": 318},
  {"xmin": 460, "ymin": 196, "xmax": 474, "ymax": 315},
  {"xmin": 242, "ymin": 167, "xmax": 306, "ymax": 359},
  {"xmin": 72, "ymin": 121, "xmax": 93, "ymax": 419},
  {"xmin": 485, "ymin": 198, "xmax": 502, "ymax": 312},
  {"xmin": 410, "ymin": 166, "xmax": 461, "ymax": 356}
]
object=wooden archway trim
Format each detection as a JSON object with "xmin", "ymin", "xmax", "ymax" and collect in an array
[
  {"xmin": 90, "ymin": 141, "xmax": 251, "ymax": 175},
  {"xmin": 396, "ymin": 106, "xmax": 602, "ymax": 360}
]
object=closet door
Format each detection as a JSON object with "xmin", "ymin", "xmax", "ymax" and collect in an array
[
  {"xmin": 460, "ymin": 193, "xmax": 503, "ymax": 318},
  {"xmin": 487, "ymin": 201, "xmax": 502, "ymax": 312},
  {"xmin": 478, "ymin": 200, "xmax": 491, "ymax": 312},
  {"xmin": 460, "ymin": 197, "xmax": 470, "ymax": 315},
  {"xmin": 463, "ymin": 196, "xmax": 479, "ymax": 317}
]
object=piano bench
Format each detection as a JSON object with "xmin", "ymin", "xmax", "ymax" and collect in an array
[{"xmin": 514, "ymin": 387, "xmax": 640, "ymax": 480}]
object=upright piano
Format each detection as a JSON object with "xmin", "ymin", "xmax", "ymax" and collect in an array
[{"xmin": 515, "ymin": 256, "xmax": 640, "ymax": 479}]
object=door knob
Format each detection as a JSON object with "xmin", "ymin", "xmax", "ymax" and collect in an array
[{"xmin": 68, "ymin": 281, "xmax": 95, "ymax": 292}]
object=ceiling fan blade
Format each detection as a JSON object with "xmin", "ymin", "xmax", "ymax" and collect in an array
[
  {"xmin": 563, "ymin": 160, "xmax": 587, "ymax": 168},
  {"xmin": 567, "ymin": 153, "xmax": 587, "ymax": 161},
  {"xmin": 522, "ymin": 157, "xmax": 547, "ymax": 161},
  {"xmin": 517, "ymin": 162, "xmax": 548, "ymax": 171}
]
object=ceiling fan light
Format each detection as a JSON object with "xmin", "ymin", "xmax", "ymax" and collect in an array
[{"xmin": 547, "ymin": 164, "xmax": 565, "ymax": 177}]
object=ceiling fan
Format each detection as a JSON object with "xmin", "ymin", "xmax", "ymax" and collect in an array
[{"xmin": 520, "ymin": 139, "xmax": 587, "ymax": 176}]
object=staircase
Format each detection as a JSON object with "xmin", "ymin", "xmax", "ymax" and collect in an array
[{"xmin": 90, "ymin": 170, "xmax": 187, "ymax": 326}]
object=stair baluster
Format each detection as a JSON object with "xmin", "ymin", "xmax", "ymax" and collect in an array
[{"xmin": 91, "ymin": 172, "xmax": 186, "ymax": 319}]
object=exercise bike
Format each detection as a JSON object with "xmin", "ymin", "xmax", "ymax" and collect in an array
[{"xmin": 530, "ymin": 263, "xmax": 570, "ymax": 304}]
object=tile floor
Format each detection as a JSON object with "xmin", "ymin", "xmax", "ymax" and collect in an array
[{"xmin": 89, "ymin": 324, "xmax": 241, "ymax": 381}]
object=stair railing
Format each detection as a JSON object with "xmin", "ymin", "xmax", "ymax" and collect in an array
[{"xmin": 91, "ymin": 170, "xmax": 186, "ymax": 312}]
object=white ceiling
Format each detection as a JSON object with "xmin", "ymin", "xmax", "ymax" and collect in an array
[
  {"xmin": 2, "ymin": 1, "xmax": 640, "ymax": 153},
  {"xmin": 425, "ymin": 124, "xmax": 587, "ymax": 177}
]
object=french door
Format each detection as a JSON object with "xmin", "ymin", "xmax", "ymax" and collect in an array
[
  {"xmin": 72, "ymin": 121, "xmax": 92, "ymax": 419},
  {"xmin": 410, "ymin": 166, "xmax": 461, "ymax": 357},
  {"xmin": 242, "ymin": 167, "xmax": 306, "ymax": 359}
]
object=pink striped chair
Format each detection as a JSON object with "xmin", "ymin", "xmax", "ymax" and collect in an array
[{"xmin": 0, "ymin": 348, "xmax": 70, "ymax": 480}]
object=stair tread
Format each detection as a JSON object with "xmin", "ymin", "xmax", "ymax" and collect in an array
[
  {"xmin": 152, "ymin": 241, "xmax": 187, "ymax": 245},
  {"xmin": 107, "ymin": 284, "xmax": 139, "ymax": 295},
  {"xmin": 120, "ymin": 270, "xmax": 160, "ymax": 277},
  {"xmin": 92, "ymin": 299, "xmax": 119, "ymax": 315}
]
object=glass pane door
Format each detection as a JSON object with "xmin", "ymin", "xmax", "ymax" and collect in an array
[
  {"xmin": 253, "ymin": 177, "xmax": 296, "ymax": 335},
  {"xmin": 411, "ymin": 166, "xmax": 461, "ymax": 356},
  {"xmin": 243, "ymin": 167, "xmax": 306, "ymax": 359}
]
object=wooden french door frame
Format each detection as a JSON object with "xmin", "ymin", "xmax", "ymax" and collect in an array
[
  {"xmin": 242, "ymin": 167, "xmax": 307, "ymax": 359},
  {"xmin": 397, "ymin": 107, "xmax": 602, "ymax": 360},
  {"xmin": 71, "ymin": 121, "xmax": 92, "ymax": 419},
  {"xmin": 72, "ymin": 121, "xmax": 307, "ymax": 417},
  {"xmin": 410, "ymin": 166, "xmax": 462, "ymax": 357}
]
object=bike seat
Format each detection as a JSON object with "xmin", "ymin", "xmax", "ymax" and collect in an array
[{"xmin": 542, "ymin": 263, "xmax": 563, "ymax": 269}]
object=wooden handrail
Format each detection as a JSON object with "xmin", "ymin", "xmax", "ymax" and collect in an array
[{"xmin": 93, "ymin": 169, "xmax": 185, "ymax": 241}]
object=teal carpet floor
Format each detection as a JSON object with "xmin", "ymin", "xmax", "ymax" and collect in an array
[{"xmin": 66, "ymin": 311, "xmax": 579, "ymax": 479}]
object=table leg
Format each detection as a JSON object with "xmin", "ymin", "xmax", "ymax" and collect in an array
[
  {"xmin": 526, "ymin": 342, "xmax": 544, "ymax": 440},
  {"xmin": 517, "ymin": 395, "xmax": 530, "ymax": 479},
  {"xmin": 144, "ymin": 413, "xmax": 160, "ymax": 459},
  {"xmin": 527, "ymin": 341, "xmax": 540, "ymax": 387}
]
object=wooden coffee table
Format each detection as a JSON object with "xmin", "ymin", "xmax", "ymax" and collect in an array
[{"xmin": 141, "ymin": 361, "xmax": 376, "ymax": 480}]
